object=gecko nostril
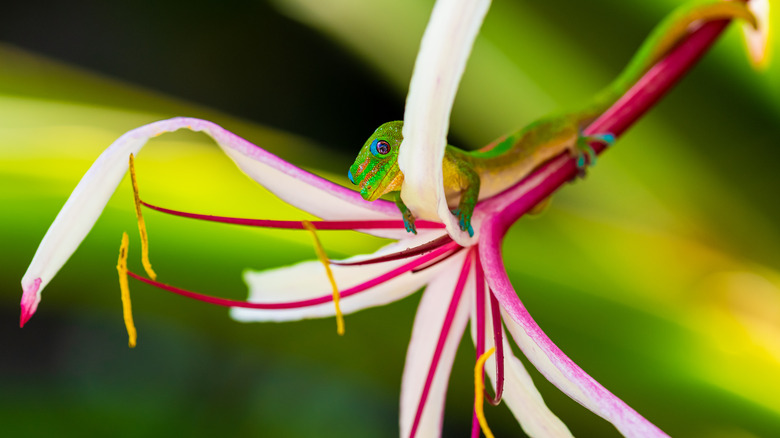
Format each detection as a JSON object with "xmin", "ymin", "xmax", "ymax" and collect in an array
[{"xmin": 348, "ymin": 169, "xmax": 356, "ymax": 185}]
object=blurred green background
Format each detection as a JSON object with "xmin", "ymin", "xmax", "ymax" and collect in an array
[{"xmin": 2, "ymin": 0, "xmax": 780, "ymax": 436}]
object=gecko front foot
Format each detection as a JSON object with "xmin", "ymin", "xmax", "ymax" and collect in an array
[
  {"xmin": 451, "ymin": 208, "xmax": 475, "ymax": 237},
  {"xmin": 573, "ymin": 132, "xmax": 615, "ymax": 176},
  {"xmin": 402, "ymin": 210, "xmax": 417, "ymax": 234},
  {"xmin": 393, "ymin": 192, "xmax": 417, "ymax": 234}
]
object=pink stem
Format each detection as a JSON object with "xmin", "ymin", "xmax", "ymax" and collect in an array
[
  {"xmin": 128, "ymin": 241, "xmax": 459, "ymax": 309},
  {"xmin": 410, "ymin": 250, "xmax": 474, "ymax": 438},
  {"xmin": 141, "ymin": 200, "xmax": 445, "ymax": 230},
  {"xmin": 480, "ymin": 9, "xmax": 738, "ymax": 227}
]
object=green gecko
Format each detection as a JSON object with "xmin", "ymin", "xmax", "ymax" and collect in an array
[{"xmin": 348, "ymin": 1, "xmax": 758, "ymax": 236}]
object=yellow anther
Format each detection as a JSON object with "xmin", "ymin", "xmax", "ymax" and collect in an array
[
  {"xmin": 117, "ymin": 232, "xmax": 137, "ymax": 348},
  {"xmin": 302, "ymin": 220, "xmax": 345, "ymax": 335},
  {"xmin": 128, "ymin": 154, "xmax": 156, "ymax": 280},
  {"xmin": 474, "ymin": 347, "xmax": 496, "ymax": 438}
]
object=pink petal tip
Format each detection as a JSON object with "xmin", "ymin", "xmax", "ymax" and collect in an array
[{"xmin": 20, "ymin": 278, "xmax": 42, "ymax": 328}]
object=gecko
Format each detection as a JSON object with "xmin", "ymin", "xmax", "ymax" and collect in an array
[{"xmin": 348, "ymin": 1, "xmax": 758, "ymax": 235}]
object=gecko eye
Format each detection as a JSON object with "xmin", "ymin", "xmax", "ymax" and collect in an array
[{"xmin": 370, "ymin": 139, "xmax": 391, "ymax": 157}]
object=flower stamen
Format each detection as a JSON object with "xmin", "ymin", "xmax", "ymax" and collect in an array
[
  {"xmin": 330, "ymin": 234, "xmax": 453, "ymax": 266},
  {"xmin": 116, "ymin": 232, "xmax": 137, "ymax": 348},
  {"xmin": 138, "ymin": 199, "xmax": 445, "ymax": 231},
  {"xmin": 474, "ymin": 347, "xmax": 496, "ymax": 438},
  {"xmin": 302, "ymin": 220, "xmax": 344, "ymax": 336},
  {"xmin": 129, "ymin": 154, "xmax": 156, "ymax": 280},
  {"xmin": 125, "ymin": 241, "xmax": 460, "ymax": 310}
]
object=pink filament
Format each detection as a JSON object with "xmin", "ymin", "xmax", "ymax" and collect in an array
[
  {"xmin": 127, "ymin": 241, "xmax": 460, "ymax": 309},
  {"xmin": 410, "ymin": 250, "xmax": 473, "ymax": 438},
  {"xmin": 330, "ymin": 234, "xmax": 453, "ymax": 266},
  {"xmin": 140, "ymin": 200, "xmax": 444, "ymax": 230},
  {"xmin": 411, "ymin": 247, "xmax": 463, "ymax": 274}
]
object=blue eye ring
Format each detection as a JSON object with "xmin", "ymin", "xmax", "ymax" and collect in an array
[{"xmin": 370, "ymin": 139, "xmax": 391, "ymax": 157}]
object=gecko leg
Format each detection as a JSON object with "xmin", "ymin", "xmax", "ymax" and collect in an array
[
  {"xmin": 394, "ymin": 192, "xmax": 417, "ymax": 234},
  {"xmin": 574, "ymin": 132, "xmax": 615, "ymax": 171},
  {"xmin": 451, "ymin": 161, "xmax": 480, "ymax": 237}
]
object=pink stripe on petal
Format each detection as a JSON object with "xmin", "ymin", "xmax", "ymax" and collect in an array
[
  {"xmin": 409, "ymin": 251, "xmax": 473, "ymax": 438},
  {"xmin": 400, "ymin": 251, "xmax": 472, "ymax": 438}
]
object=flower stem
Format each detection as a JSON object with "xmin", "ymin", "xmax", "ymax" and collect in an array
[{"xmin": 488, "ymin": 6, "xmax": 742, "ymax": 234}]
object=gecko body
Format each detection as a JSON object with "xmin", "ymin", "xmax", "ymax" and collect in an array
[{"xmin": 348, "ymin": 2, "xmax": 758, "ymax": 234}]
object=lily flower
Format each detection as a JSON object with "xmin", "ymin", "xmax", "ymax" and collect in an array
[{"xmin": 20, "ymin": 0, "xmax": 769, "ymax": 437}]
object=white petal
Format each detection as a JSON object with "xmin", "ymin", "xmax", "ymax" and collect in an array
[
  {"xmin": 742, "ymin": 0, "xmax": 770, "ymax": 69},
  {"xmin": 231, "ymin": 232, "xmax": 449, "ymax": 322},
  {"xmin": 196, "ymin": 119, "xmax": 407, "ymax": 238},
  {"xmin": 398, "ymin": 0, "xmax": 490, "ymax": 246},
  {"xmin": 469, "ymin": 289, "xmax": 573, "ymax": 437},
  {"xmin": 22, "ymin": 122, "xmax": 161, "ymax": 317},
  {"xmin": 400, "ymin": 251, "xmax": 471, "ymax": 438},
  {"xmin": 22, "ymin": 117, "xmax": 409, "ymax": 319}
]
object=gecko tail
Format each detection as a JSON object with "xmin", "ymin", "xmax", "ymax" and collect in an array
[{"xmin": 603, "ymin": 0, "xmax": 768, "ymax": 101}]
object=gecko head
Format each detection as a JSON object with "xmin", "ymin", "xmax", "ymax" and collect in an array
[{"xmin": 348, "ymin": 121, "xmax": 405, "ymax": 201}]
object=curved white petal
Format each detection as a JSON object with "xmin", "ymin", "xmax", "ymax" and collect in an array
[
  {"xmin": 478, "ymin": 220, "xmax": 668, "ymax": 438},
  {"xmin": 21, "ymin": 122, "xmax": 160, "ymax": 320},
  {"xmin": 742, "ymin": 0, "xmax": 770, "ymax": 69},
  {"xmin": 188, "ymin": 118, "xmax": 406, "ymax": 235},
  {"xmin": 398, "ymin": 0, "xmax": 489, "ymax": 246},
  {"xmin": 21, "ymin": 117, "xmax": 408, "ymax": 320},
  {"xmin": 231, "ymin": 232, "xmax": 450, "ymax": 322},
  {"xmin": 469, "ymin": 289, "xmax": 572, "ymax": 437},
  {"xmin": 400, "ymin": 251, "xmax": 471, "ymax": 438}
]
